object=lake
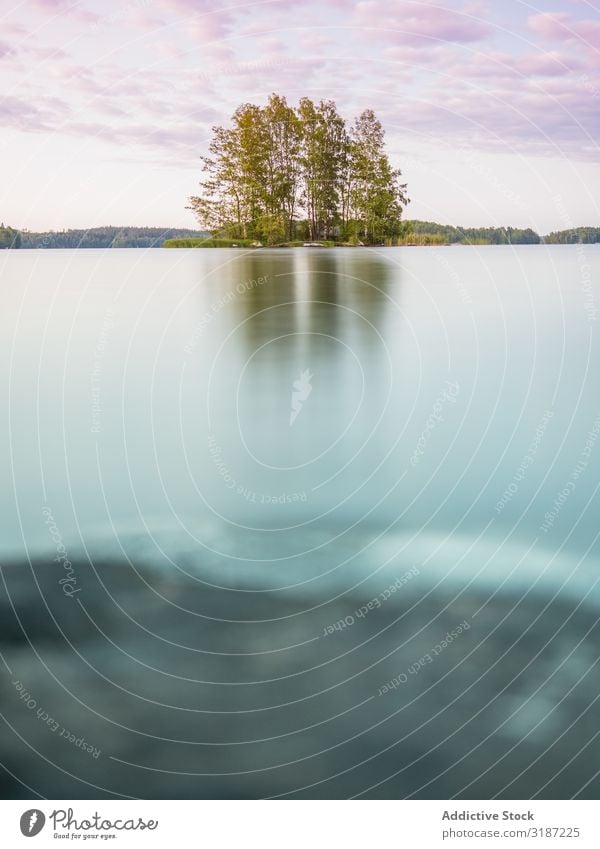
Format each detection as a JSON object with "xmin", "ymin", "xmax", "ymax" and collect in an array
[
  {"xmin": 2, "ymin": 246, "xmax": 599, "ymax": 591},
  {"xmin": 2, "ymin": 245, "xmax": 600, "ymax": 798}
]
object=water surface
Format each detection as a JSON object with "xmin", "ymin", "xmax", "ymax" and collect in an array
[
  {"xmin": 3, "ymin": 245, "xmax": 600, "ymax": 799},
  {"xmin": 2, "ymin": 245, "xmax": 599, "ymax": 597}
]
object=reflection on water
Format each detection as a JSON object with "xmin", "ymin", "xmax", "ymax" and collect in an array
[
  {"xmin": 2, "ymin": 246, "xmax": 598, "ymax": 579},
  {"xmin": 1, "ymin": 246, "xmax": 600, "ymax": 798}
]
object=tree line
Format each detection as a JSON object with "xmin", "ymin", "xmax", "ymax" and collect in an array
[
  {"xmin": 3, "ymin": 222, "xmax": 599, "ymax": 249},
  {"xmin": 1, "ymin": 226, "xmax": 208, "ymax": 249},
  {"xmin": 544, "ymin": 227, "xmax": 600, "ymax": 244},
  {"xmin": 0, "ymin": 224, "xmax": 21, "ymax": 248},
  {"xmin": 188, "ymin": 94, "xmax": 410, "ymax": 245},
  {"xmin": 405, "ymin": 221, "xmax": 541, "ymax": 245}
]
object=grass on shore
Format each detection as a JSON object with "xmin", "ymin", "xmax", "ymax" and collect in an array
[
  {"xmin": 163, "ymin": 237, "xmax": 256, "ymax": 248},
  {"xmin": 162, "ymin": 235, "xmax": 491, "ymax": 248},
  {"xmin": 163, "ymin": 237, "xmax": 342, "ymax": 248}
]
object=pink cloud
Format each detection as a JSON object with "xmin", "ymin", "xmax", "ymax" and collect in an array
[
  {"xmin": 156, "ymin": 0, "xmax": 235, "ymax": 40},
  {"xmin": 0, "ymin": 94, "xmax": 70, "ymax": 132},
  {"xmin": 0, "ymin": 40, "xmax": 15, "ymax": 59},
  {"xmin": 185, "ymin": 14, "xmax": 229, "ymax": 42},
  {"xmin": 29, "ymin": 0, "xmax": 97, "ymax": 20},
  {"xmin": 517, "ymin": 51, "xmax": 580, "ymax": 77},
  {"xmin": 529, "ymin": 11, "xmax": 600, "ymax": 50},
  {"xmin": 72, "ymin": 8, "xmax": 100, "ymax": 24},
  {"xmin": 528, "ymin": 12, "xmax": 571, "ymax": 40},
  {"xmin": 352, "ymin": 0, "xmax": 491, "ymax": 45},
  {"xmin": 1, "ymin": 21, "xmax": 27, "ymax": 36},
  {"xmin": 150, "ymin": 39, "xmax": 186, "ymax": 59},
  {"xmin": 451, "ymin": 48, "xmax": 581, "ymax": 82},
  {"xmin": 30, "ymin": 0, "xmax": 69, "ymax": 8},
  {"xmin": 157, "ymin": 0, "xmax": 233, "ymax": 11},
  {"xmin": 256, "ymin": 35, "xmax": 286, "ymax": 53},
  {"xmin": 1, "ymin": 0, "xmax": 598, "ymax": 169}
]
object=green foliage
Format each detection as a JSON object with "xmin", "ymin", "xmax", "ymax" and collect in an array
[
  {"xmin": 405, "ymin": 221, "xmax": 540, "ymax": 245},
  {"xmin": 349, "ymin": 110, "xmax": 408, "ymax": 243},
  {"xmin": 301, "ymin": 240, "xmax": 337, "ymax": 247},
  {"xmin": 297, "ymin": 97, "xmax": 349, "ymax": 240},
  {"xmin": 189, "ymin": 94, "xmax": 409, "ymax": 246},
  {"xmin": 544, "ymin": 227, "xmax": 600, "ymax": 244},
  {"xmin": 18, "ymin": 227, "xmax": 209, "ymax": 249},
  {"xmin": 13, "ymin": 220, "xmax": 590, "ymax": 252},
  {"xmin": 0, "ymin": 223, "xmax": 21, "ymax": 248},
  {"xmin": 397, "ymin": 232, "xmax": 448, "ymax": 245},
  {"xmin": 163, "ymin": 237, "xmax": 254, "ymax": 248}
]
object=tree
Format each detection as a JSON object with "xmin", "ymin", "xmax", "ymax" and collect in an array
[
  {"xmin": 189, "ymin": 95, "xmax": 409, "ymax": 244},
  {"xmin": 188, "ymin": 124, "xmax": 244, "ymax": 237},
  {"xmin": 0, "ymin": 223, "xmax": 21, "ymax": 248},
  {"xmin": 264, "ymin": 94, "xmax": 302, "ymax": 242},
  {"xmin": 349, "ymin": 110, "xmax": 409, "ymax": 243},
  {"xmin": 298, "ymin": 98, "xmax": 349, "ymax": 240}
]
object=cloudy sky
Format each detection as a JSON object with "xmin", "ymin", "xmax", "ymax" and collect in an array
[{"xmin": 1, "ymin": 0, "xmax": 599, "ymax": 232}]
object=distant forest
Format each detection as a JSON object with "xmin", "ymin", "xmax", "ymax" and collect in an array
[
  {"xmin": 404, "ymin": 221, "xmax": 541, "ymax": 245},
  {"xmin": 0, "ymin": 226, "xmax": 209, "ymax": 249},
  {"xmin": 0, "ymin": 224, "xmax": 21, "ymax": 248},
  {"xmin": 543, "ymin": 227, "xmax": 600, "ymax": 244},
  {"xmin": 1, "ymin": 222, "xmax": 600, "ymax": 248}
]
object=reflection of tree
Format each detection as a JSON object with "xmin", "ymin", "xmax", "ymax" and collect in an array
[
  {"xmin": 231, "ymin": 249, "xmax": 396, "ymax": 351},
  {"xmin": 198, "ymin": 249, "xmax": 400, "ymax": 517}
]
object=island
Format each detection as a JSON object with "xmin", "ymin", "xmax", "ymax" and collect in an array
[
  {"xmin": 186, "ymin": 93, "xmax": 409, "ymax": 247},
  {"xmin": 3, "ymin": 222, "xmax": 599, "ymax": 250}
]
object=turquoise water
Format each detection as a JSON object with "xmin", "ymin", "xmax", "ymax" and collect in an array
[
  {"xmin": 3, "ymin": 245, "xmax": 600, "ymax": 799},
  {"xmin": 1, "ymin": 245, "xmax": 599, "ymax": 597}
]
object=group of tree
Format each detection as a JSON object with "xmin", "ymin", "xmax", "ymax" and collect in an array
[
  {"xmin": 12, "ymin": 226, "xmax": 209, "ymax": 249},
  {"xmin": 4, "ymin": 221, "xmax": 599, "ymax": 250},
  {"xmin": 544, "ymin": 227, "xmax": 600, "ymax": 244},
  {"xmin": 403, "ymin": 221, "xmax": 541, "ymax": 245},
  {"xmin": 0, "ymin": 223, "xmax": 21, "ymax": 248},
  {"xmin": 188, "ymin": 94, "xmax": 410, "ymax": 245}
]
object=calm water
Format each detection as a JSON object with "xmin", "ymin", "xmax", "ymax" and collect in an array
[
  {"xmin": 3, "ymin": 245, "xmax": 600, "ymax": 799},
  {"xmin": 1, "ymin": 245, "xmax": 600, "ymax": 596}
]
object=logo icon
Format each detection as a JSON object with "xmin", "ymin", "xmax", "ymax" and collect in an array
[
  {"xmin": 289, "ymin": 369, "xmax": 313, "ymax": 426},
  {"xmin": 20, "ymin": 810, "xmax": 45, "ymax": 837}
]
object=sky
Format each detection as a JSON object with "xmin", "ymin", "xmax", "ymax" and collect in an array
[{"xmin": 1, "ymin": 0, "xmax": 599, "ymax": 233}]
